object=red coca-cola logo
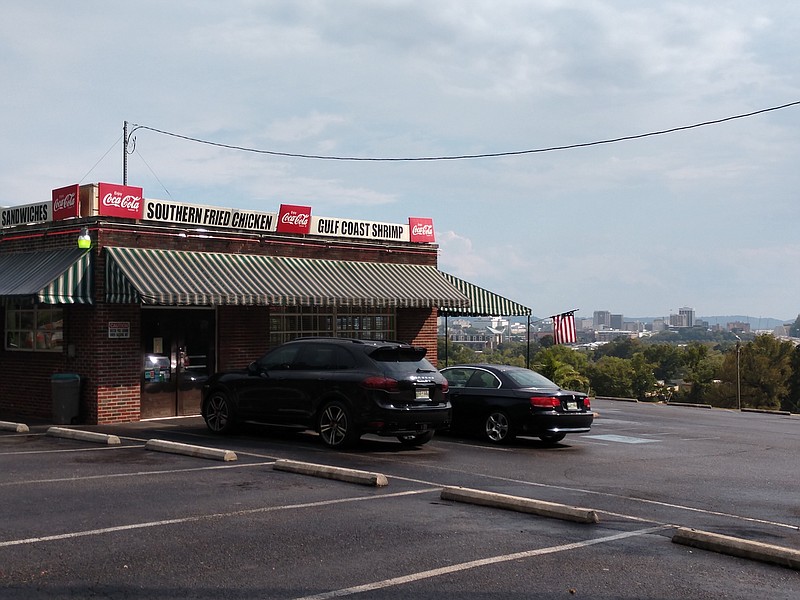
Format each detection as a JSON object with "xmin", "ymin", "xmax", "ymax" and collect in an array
[
  {"xmin": 102, "ymin": 193, "xmax": 141, "ymax": 211},
  {"xmin": 412, "ymin": 223, "xmax": 433, "ymax": 236},
  {"xmin": 97, "ymin": 183, "xmax": 144, "ymax": 219},
  {"xmin": 53, "ymin": 193, "xmax": 76, "ymax": 211},
  {"xmin": 409, "ymin": 217, "xmax": 435, "ymax": 242},
  {"xmin": 51, "ymin": 184, "xmax": 80, "ymax": 220},
  {"xmin": 280, "ymin": 211, "xmax": 310, "ymax": 226},
  {"xmin": 277, "ymin": 204, "xmax": 312, "ymax": 234}
]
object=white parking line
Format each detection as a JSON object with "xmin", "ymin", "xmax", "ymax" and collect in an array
[
  {"xmin": 0, "ymin": 445, "xmax": 144, "ymax": 457},
  {"xmin": 582, "ymin": 434, "xmax": 658, "ymax": 444},
  {"xmin": 0, "ymin": 489, "xmax": 433, "ymax": 548},
  {"xmin": 0, "ymin": 461, "xmax": 276, "ymax": 487},
  {"xmin": 292, "ymin": 525, "xmax": 672, "ymax": 600}
]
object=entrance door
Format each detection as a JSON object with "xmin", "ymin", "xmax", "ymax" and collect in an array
[{"xmin": 141, "ymin": 308, "xmax": 215, "ymax": 419}]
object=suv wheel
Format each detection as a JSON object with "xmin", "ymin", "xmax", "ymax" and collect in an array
[
  {"xmin": 484, "ymin": 410, "xmax": 514, "ymax": 444},
  {"xmin": 397, "ymin": 431, "xmax": 435, "ymax": 446},
  {"xmin": 318, "ymin": 401, "xmax": 360, "ymax": 449},
  {"xmin": 204, "ymin": 391, "xmax": 236, "ymax": 434}
]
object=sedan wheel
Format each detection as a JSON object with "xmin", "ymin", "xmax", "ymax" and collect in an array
[
  {"xmin": 397, "ymin": 431, "xmax": 435, "ymax": 446},
  {"xmin": 318, "ymin": 401, "xmax": 359, "ymax": 449},
  {"xmin": 484, "ymin": 411, "xmax": 514, "ymax": 444},
  {"xmin": 203, "ymin": 391, "xmax": 236, "ymax": 434}
]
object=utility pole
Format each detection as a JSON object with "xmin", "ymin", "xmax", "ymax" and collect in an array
[
  {"xmin": 123, "ymin": 121, "xmax": 128, "ymax": 185},
  {"xmin": 734, "ymin": 334, "xmax": 742, "ymax": 410}
]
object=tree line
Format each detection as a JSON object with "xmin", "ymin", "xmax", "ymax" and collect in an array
[{"xmin": 438, "ymin": 318, "xmax": 800, "ymax": 413}]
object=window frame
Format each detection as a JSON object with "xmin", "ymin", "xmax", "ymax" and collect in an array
[{"xmin": 4, "ymin": 303, "xmax": 64, "ymax": 352}]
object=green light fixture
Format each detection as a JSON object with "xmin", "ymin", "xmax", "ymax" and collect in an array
[{"xmin": 77, "ymin": 227, "xmax": 91, "ymax": 249}]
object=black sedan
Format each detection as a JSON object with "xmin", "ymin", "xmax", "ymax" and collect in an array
[{"xmin": 439, "ymin": 364, "xmax": 593, "ymax": 444}]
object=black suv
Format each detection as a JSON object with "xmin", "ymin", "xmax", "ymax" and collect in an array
[{"xmin": 201, "ymin": 338, "xmax": 451, "ymax": 448}]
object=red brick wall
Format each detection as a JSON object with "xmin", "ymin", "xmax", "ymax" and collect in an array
[
  {"xmin": 397, "ymin": 308, "xmax": 440, "ymax": 366},
  {"xmin": 217, "ymin": 306, "xmax": 270, "ymax": 371}
]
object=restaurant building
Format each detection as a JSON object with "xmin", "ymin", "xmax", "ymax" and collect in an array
[{"xmin": 0, "ymin": 183, "xmax": 530, "ymax": 425}]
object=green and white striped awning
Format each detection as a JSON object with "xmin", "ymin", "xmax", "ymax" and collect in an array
[
  {"xmin": 105, "ymin": 246, "xmax": 470, "ymax": 309},
  {"xmin": 438, "ymin": 272, "xmax": 531, "ymax": 317},
  {"xmin": 0, "ymin": 248, "xmax": 93, "ymax": 304}
]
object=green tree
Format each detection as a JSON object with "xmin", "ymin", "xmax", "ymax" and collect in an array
[
  {"xmin": 437, "ymin": 337, "xmax": 479, "ymax": 367},
  {"xmin": 594, "ymin": 337, "xmax": 640, "ymax": 360},
  {"xmin": 532, "ymin": 345, "xmax": 590, "ymax": 393},
  {"xmin": 642, "ymin": 344, "xmax": 684, "ymax": 381},
  {"xmin": 787, "ymin": 345, "xmax": 800, "ymax": 413},
  {"xmin": 630, "ymin": 352, "xmax": 657, "ymax": 400},
  {"xmin": 588, "ymin": 356, "xmax": 635, "ymax": 398},
  {"xmin": 740, "ymin": 335, "xmax": 794, "ymax": 410},
  {"xmin": 714, "ymin": 335, "xmax": 794, "ymax": 410},
  {"xmin": 678, "ymin": 342, "xmax": 722, "ymax": 403}
]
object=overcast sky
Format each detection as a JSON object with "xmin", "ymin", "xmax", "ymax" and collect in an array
[{"xmin": 2, "ymin": 1, "xmax": 798, "ymax": 321}]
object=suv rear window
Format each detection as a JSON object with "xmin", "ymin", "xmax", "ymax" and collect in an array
[{"xmin": 369, "ymin": 346, "xmax": 436, "ymax": 377}]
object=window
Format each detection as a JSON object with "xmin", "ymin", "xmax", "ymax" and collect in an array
[
  {"xmin": 5, "ymin": 304, "xmax": 64, "ymax": 352},
  {"xmin": 269, "ymin": 306, "xmax": 395, "ymax": 346}
]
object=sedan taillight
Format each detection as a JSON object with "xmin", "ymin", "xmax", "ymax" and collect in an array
[
  {"xmin": 362, "ymin": 376, "xmax": 399, "ymax": 391},
  {"xmin": 530, "ymin": 396, "xmax": 561, "ymax": 408},
  {"xmin": 583, "ymin": 397, "xmax": 591, "ymax": 409}
]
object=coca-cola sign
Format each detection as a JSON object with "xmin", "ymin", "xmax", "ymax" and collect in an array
[
  {"xmin": 408, "ymin": 217, "xmax": 435, "ymax": 243},
  {"xmin": 97, "ymin": 182, "xmax": 144, "ymax": 219},
  {"xmin": 276, "ymin": 204, "xmax": 312, "ymax": 234},
  {"xmin": 51, "ymin": 184, "xmax": 80, "ymax": 220}
]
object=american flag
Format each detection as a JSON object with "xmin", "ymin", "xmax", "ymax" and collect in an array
[{"xmin": 552, "ymin": 311, "xmax": 577, "ymax": 345}]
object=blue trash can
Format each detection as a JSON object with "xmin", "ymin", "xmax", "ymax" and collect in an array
[{"xmin": 51, "ymin": 373, "xmax": 81, "ymax": 425}]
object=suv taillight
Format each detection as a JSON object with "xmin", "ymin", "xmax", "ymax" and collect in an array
[
  {"xmin": 530, "ymin": 396, "xmax": 561, "ymax": 408},
  {"xmin": 362, "ymin": 376, "xmax": 399, "ymax": 391}
]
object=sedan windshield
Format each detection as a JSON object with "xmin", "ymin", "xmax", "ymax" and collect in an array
[{"xmin": 505, "ymin": 368, "xmax": 559, "ymax": 389}]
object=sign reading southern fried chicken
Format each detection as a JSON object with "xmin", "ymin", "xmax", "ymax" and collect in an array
[{"xmin": 143, "ymin": 198, "xmax": 278, "ymax": 232}]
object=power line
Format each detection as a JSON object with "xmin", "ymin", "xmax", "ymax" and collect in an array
[{"xmin": 129, "ymin": 100, "xmax": 800, "ymax": 162}]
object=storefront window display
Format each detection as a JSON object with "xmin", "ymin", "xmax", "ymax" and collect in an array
[
  {"xmin": 5, "ymin": 304, "xmax": 63, "ymax": 351},
  {"xmin": 269, "ymin": 306, "xmax": 395, "ymax": 345}
]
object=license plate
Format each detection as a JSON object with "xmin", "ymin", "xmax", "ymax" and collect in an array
[
  {"xmin": 566, "ymin": 401, "xmax": 578, "ymax": 411},
  {"xmin": 415, "ymin": 387, "xmax": 431, "ymax": 400}
]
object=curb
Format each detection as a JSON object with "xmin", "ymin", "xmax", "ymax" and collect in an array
[
  {"xmin": 665, "ymin": 402, "xmax": 712, "ymax": 409},
  {"xmin": 144, "ymin": 439, "xmax": 237, "ymax": 461},
  {"xmin": 595, "ymin": 396, "xmax": 638, "ymax": 403},
  {"xmin": 273, "ymin": 459, "xmax": 389, "ymax": 487},
  {"xmin": 441, "ymin": 486, "xmax": 600, "ymax": 524},
  {"xmin": 0, "ymin": 420, "xmax": 29, "ymax": 433},
  {"xmin": 47, "ymin": 427, "xmax": 120, "ymax": 445},
  {"xmin": 672, "ymin": 527, "xmax": 800, "ymax": 571},
  {"xmin": 741, "ymin": 408, "xmax": 792, "ymax": 416}
]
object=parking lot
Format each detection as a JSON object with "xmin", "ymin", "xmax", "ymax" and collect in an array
[{"xmin": 2, "ymin": 400, "xmax": 799, "ymax": 599}]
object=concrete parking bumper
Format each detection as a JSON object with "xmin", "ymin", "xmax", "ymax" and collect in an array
[
  {"xmin": 47, "ymin": 427, "xmax": 120, "ymax": 445},
  {"xmin": 441, "ymin": 486, "xmax": 600, "ymax": 524},
  {"xmin": 672, "ymin": 527, "xmax": 800, "ymax": 571},
  {"xmin": 274, "ymin": 459, "xmax": 389, "ymax": 487},
  {"xmin": 144, "ymin": 439, "xmax": 237, "ymax": 461},
  {"xmin": 0, "ymin": 421, "xmax": 29, "ymax": 433}
]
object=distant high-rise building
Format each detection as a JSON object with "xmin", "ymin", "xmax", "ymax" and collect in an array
[
  {"xmin": 593, "ymin": 310, "xmax": 611, "ymax": 329},
  {"xmin": 679, "ymin": 307, "xmax": 695, "ymax": 328},
  {"xmin": 610, "ymin": 314, "xmax": 623, "ymax": 329}
]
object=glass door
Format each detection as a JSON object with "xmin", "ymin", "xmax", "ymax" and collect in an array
[{"xmin": 141, "ymin": 308, "xmax": 215, "ymax": 419}]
